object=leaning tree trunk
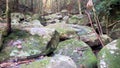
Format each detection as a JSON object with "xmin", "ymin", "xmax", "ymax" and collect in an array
[{"xmin": 6, "ymin": 0, "xmax": 11, "ymax": 34}]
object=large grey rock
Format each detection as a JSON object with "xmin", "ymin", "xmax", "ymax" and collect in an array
[
  {"xmin": 0, "ymin": 28, "xmax": 59, "ymax": 62},
  {"xmin": 54, "ymin": 39, "xmax": 97, "ymax": 68},
  {"xmin": 20, "ymin": 55, "xmax": 77, "ymax": 68},
  {"xmin": 98, "ymin": 39, "xmax": 120, "ymax": 68}
]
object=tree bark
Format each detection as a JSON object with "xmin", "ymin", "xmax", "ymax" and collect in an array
[
  {"xmin": 78, "ymin": 0, "xmax": 82, "ymax": 15},
  {"xmin": 14, "ymin": 0, "xmax": 19, "ymax": 11},
  {"xmin": 6, "ymin": 0, "xmax": 11, "ymax": 34},
  {"xmin": 31, "ymin": 0, "xmax": 33, "ymax": 12}
]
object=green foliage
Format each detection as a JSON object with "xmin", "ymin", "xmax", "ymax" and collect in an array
[{"xmin": 96, "ymin": 0, "xmax": 120, "ymax": 15}]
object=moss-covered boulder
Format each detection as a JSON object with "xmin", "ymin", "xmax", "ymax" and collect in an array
[
  {"xmin": 68, "ymin": 14, "xmax": 88, "ymax": 25},
  {"xmin": 20, "ymin": 55, "xmax": 77, "ymax": 68},
  {"xmin": 0, "ymin": 28, "xmax": 59, "ymax": 62},
  {"xmin": 46, "ymin": 23, "xmax": 77, "ymax": 39},
  {"xmin": 98, "ymin": 39, "xmax": 120, "ymax": 68},
  {"xmin": 54, "ymin": 39, "xmax": 97, "ymax": 68}
]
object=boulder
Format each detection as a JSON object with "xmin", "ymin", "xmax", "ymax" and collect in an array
[
  {"xmin": 44, "ymin": 13, "xmax": 63, "ymax": 25},
  {"xmin": 98, "ymin": 39, "xmax": 120, "ymax": 68},
  {"xmin": 46, "ymin": 23, "xmax": 109, "ymax": 46},
  {"xmin": 46, "ymin": 23, "xmax": 77, "ymax": 39},
  {"xmin": 68, "ymin": 14, "xmax": 88, "ymax": 25},
  {"xmin": 20, "ymin": 55, "xmax": 77, "ymax": 68},
  {"xmin": 0, "ymin": 28, "xmax": 59, "ymax": 62},
  {"xmin": 54, "ymin": 39, "xmax": 97, "ymax": 68}
]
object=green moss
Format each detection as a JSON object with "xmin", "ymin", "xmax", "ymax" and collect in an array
[
  {"xmin": 68, "ymin": 15, "xmax": 88, "ymax": 25},
  {"xmin": 82, "ymin": 48, "xmax": 97, "ymax": 68},
  {"xmin": 46, "ymin": 23, "xmax": 75, "ymax": 33},
  {"xmin": 0, "ymin": 28, "xmax": 59, "ymax": 62},
  {"xmin": 0, "ymin": 50, "xmax": 11, "ymax": 62},
  {"xmin": 4, "ymin": 29, "xmax": 30, "ymax": 41},
  {"xmin": 21, "ymin": 57, "xmax": 50, "ymax": 68}
]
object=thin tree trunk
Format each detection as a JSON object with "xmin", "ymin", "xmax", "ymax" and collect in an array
[
  {"xmin": 31, "ymin": 0, "xmax": 33, "ymax": 12},
  {"xmin": 6, "ymin": 0, "xmax": 11, "ymax": 34},
  {"xmin": 78, "ymin": 0, "xmax": 82, "ymax": 15},
  {"xmin": 14, "ymin": 0, "xmax": 19, "ymax": 11}
]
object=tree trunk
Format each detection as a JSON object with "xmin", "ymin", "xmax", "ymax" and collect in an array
[
  {"xmin": 6, "ymin": 0, "xmax": 11, "ymax": 34},
  {"xmin": 31, "ymin": 0, "xmax": 33, "ymax": 12},
  {"xmin": 78, "ymin": 0, "xmax": 82, "ymax": 15},
  {"xmin": 14, "ymin": 0, "xmax": 19, "ymax": 11}
]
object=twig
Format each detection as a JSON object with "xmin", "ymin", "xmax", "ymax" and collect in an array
[
  {"xmin": 108, "ymin": 20, "xmax": 120, "ymax": 28},
  {"xmin": 85, "ymin": 10, "xmax": 104, "ymax": 47}
]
